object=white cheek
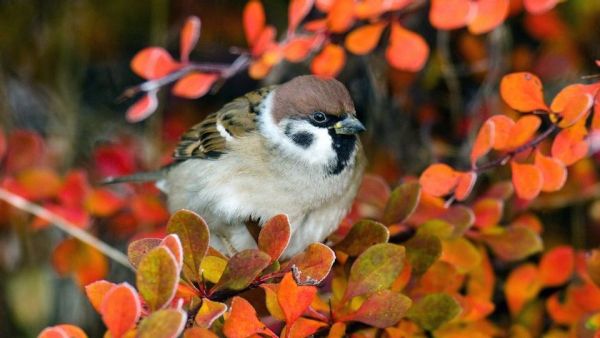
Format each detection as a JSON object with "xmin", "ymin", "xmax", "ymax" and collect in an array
[{"xmin": 258, "ymin": 92, "xmax": 336, "ymax": 167}]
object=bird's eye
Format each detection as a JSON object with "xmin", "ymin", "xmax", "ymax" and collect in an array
[{"xmin": 311, "ymin": 112, "xmax": 327, "ymax": 124}]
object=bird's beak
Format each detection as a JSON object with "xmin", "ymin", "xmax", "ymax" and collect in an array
[{"xmin": 333, "ymin": 116, "xmax": 366, "ymax": 135}]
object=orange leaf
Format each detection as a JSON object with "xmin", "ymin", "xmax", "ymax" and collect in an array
[
  {"xmin": 429, "ymin": 0, "xmax": 474, "ymax": 30},
  {"xmin": 126, "ymin": 90, "xmax": 158, "ymax": 123},
  {"xmin": 131, "ymin": 47, "xmax": 179, "ymax": 80},
  {"xmin": 180, "ymin": 16, "xmax": 201, "ymax": 62},
  {"xmin": 172, "ymin": 72, "xmax": 219, "ymax": 99},
  {"xmin": 419, "ymin": 163, "xmax": 459, "ymax": 197},
  {"xmin": 473, "ymin": 198, "xmax": 503, "ymax": 229},
  {"xmin": 551, "ymin": 124, "xmax": 588, "ymax": 166},
  {"xmin": 85, "ymin": 280, "xmax": 116, "ymax": 313},
  {"xmin": 523, "ymin": 0, "xmax": 559, "ymax": 14},
  {"xmin": 39, "ymin": 325, "xmax": 87, "ymax": 338},
  {"xmin": 539, "ymin": 246, "xmax": 574, "ymax": 287},
  {"xmin": 222, "ymin": 297, "xmax": 276, "ymax": 338},
  {"xmin": 556, "ymin": 93, "xmax": 594, "ymax": 128},
  {"xmin": 85, "ymin": 188, "xmax": 124, "ymax": 217},
  {"xmin": 345, "ymin": 23, "xmax": 386, "ymax": 55},
  {"xmin": 505, "ymin": 263, "xmax": 542, "ymax": 315},
  {"xmin": 243, "ymin": 0, "xmax": 266, "ymax": 47},
  {"xmin": 288, "ymin": 0, "xmax": 315, "ymax": 33},
  {"xmin": 16, "ymin": 167, "xmax": 62, "ymax": 200},
  {"xmin": 283, "ymin": 243, "xmax": 335, "ymax": 284},
  {"xmin": 505, "ymin": 115, "xmax": 541, "ymax": 150},
  {"xmin": 248, "ymin": 58, "xmax": 273, "ymax": 80},
  {"xmin": 534, "ymin": 150, "xmax": 567, "ymax": 192},
  {"xmin": 386, "ymin": 22, "xmax": 429, "ymax": 72},
  {"xmin": 131, "ymin": 194, "xmax": 169, "ymax": 224},
  {"xmin": 316, "ymin": 0, "xmax": 334, "ymax": 12},
  {"xmin": 283, "ymin": 317, "xmax": 327, "ymax": 338},
  {"xmin": 550, "ymin": 84, "xmax": 586, "ymax": 112},
  {"xmin": 510, "ymin": 161, "xmax": 543, "ymax": 200},
  {"xmin": 500, "ymin": 72, "xmax": 548, "ymax": 112},
  {"xmin": 467, "ymin": 248, "xmax": 495, "ymax": 301},
  {"xmin": 160, "ymin": 234, "xmax": 184, "ymax": 269},
  {"xmin": 100, "ymin": 283, "xmax": 141, "ymax": 338},
  {"xmin": 471, "ymin": 119, "xmax": 495, "ymax": 166},
  {"xmin": 251, "ymin": 25, "xmax": 277, "ymax": 56},
  {"xmin": 468, "ymin": 0, "xmax": 509, "ymax": 34},
  {"xmin": 184, "ymin": 328, "xmax": 219, "ymax": 338},
  {"xmin": 283, "ymin": 36, "xmax": 319, "ymax": 62},
  {"xmin": 454, "ymin": 172, "xmax": 477, "ymax": 201},
  {"xmin": 354, "ymin": 0, "xmax": 385, "ymax": 19},
  {"xmin": 310, "ymin": 43, "xmax": 345, "ymax": 77},
  {"xmin": 5, "ymin": 130, "xmax": 45, "ymax": 173},
  {"xmin": 489, "ymin": 115, "xmax": 515, "ymax": 150},
  {"xmin": 52, "ymin": 238, "xmax": 108, "ymax": 287},
  {"xmin": 277, "ymin": 273, "xmax": 318, "ymax": 325},
  {"xmin": 327, "ymin": 0, "xmax": 354, "ymax": 33},
  {"xmin": 546, "ymin": 292, "xmax": 582, "ymax": 325}
]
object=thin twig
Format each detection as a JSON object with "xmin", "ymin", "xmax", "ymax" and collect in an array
[{"xmin": 0, "ymin": 187, "xmax": 133, "ymax": 270}]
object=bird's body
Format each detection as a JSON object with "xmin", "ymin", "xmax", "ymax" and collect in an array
[{"xmin": 119, "ymin": 75, "xmax": 365, "ymax": 258}]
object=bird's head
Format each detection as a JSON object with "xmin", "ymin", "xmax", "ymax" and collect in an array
[{"xmin": 258, "ymin": 75, "xmax": 365, "ymax": 175}]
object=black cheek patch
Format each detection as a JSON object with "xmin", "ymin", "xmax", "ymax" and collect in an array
[{"xmin": 291, "ymin": 132, "xmax": 314, "ymax": 148}]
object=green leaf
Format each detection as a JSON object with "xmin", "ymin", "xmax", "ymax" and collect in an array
[
  {"xmin": 334, "ymin": 220, "xmax": 389, "ymax": 256},
  {"xmin": 258, "ymin": 214, "xmax": 291, "ymax": 262},
  {"xmin": 344, "ymin": 243, "xmax": 405, "ymax": 300},
  {"xmin": 383, "ymin": 182, "xmax": 421, "ymax": 224},
  {"xmin": 136, "ymin": 246, "xmax": 179, "ymax": 311},
  {"xmin": 137, "ymin": 309, "xmax": 187, "ymax": 338},
  {"xmin": 347, "ymin": 290, "xmax": 412, "ymax": 328},
  {"xmin": 167, "ymin": 209, "xmax": 210, "ymax": 282},
  {"xmin": 127, "ymin": 238, "xmax": 161, "ymax": 268},
  {"xmin": 212, "ymin": 249, "xmax": 271, "ymax": 292},
  {"xmin": 417, "ymin": 220, "xmax": 454, "ymax": 239},
  {"xmin": 283, "ymin": 243, "xmax": 335, "ymax": 284},
  {"xmin": 407, "ymin": 293, "xmax": 461, "ymax": 331},
  {"xmin": 481, "ymin": 226, "xmax": 543, "ymax": 261},
  {"xmin": 405, "ymin": 233, "xmax": 442, "ymax": 276}
]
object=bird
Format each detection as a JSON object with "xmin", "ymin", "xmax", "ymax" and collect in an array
[{"xmin": 108, "ymin": 75, "xmax": 366, "ymax": 258}]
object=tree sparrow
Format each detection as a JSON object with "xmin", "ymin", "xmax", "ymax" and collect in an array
[{"xmin": 112, "ymin": 75, "xmax": 365, "ymax": 258}]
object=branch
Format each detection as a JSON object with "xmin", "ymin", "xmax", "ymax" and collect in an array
[{"xmin": 0, "ymin": 188, "xmax": 133, "ymax": 270}]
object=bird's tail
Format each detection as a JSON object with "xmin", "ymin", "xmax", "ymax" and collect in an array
[{"xmin": 101, "ymin": 171, "xmax": 164, "ymax": 185}]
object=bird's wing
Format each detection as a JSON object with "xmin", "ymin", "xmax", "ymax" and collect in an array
[{"xmin": 173, "ymin": 86, "xmax": 274, "ymax": 161}]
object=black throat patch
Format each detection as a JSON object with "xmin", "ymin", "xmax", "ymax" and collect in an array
[{"xmin": 329, "ymin": 131, "xmax": 356, "ymax": 175}]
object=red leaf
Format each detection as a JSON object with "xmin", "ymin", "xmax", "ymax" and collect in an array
[
  {"xmin": 212, "ymin": 249, "xmax": 271, "ymax": 292},
  {"xmin": 473, "ymin": 198, "xmax": 503, "ymax": 228},
  {"xmin": 345, "ymin": 23, "xmax": 386, "ymax": 55},
  {"xmin": 510, "ymin": 161, "xmax": 543, "ymax": 200},
  {"xmin": 131, "ymin": 194, "xmax": 169, "ymax": 224},
  {"xmin": 172, "ymin": 72, "xmax": 219, "ymax": 99},
  {"xmin": 429, "ymin": 0, "xmax": 474, "ymax": 30},
  {"xmin": 85, "ymin": 188, "xmax": 124, "ymax": 217},
  {"xmin": 310, "ymin": 43, "xmax": 346, "ymax": 77},
  {"xmin": 38, "ymin": 325, "xmax": 87, "ymax": 338},
  {"xmin": 277, "ymin": 272, "xmax": 317, "ymax": 326},
  {"xmin": 180, "ymin": 16, "xmax": 201, "ymax": 62},
  {"xmin": 539, "ymin": 246, "xmax": 574, "ymax": 287},
  {"xmin": 468, "ymin": 0, "xmax": 509, "ymax": 34},
  {"xmin": 251, "ymin": 25, "xmax": 277, "ymax": 56},
  {"xmin": 222, "ymin": 297, "xmax": 276, "ymax": 338},
  {"xmin": 52, "ymin": 238, "xmax": 108, "ymax": 286},
  {"xmin": 244, "ymin": 0, "xmax": 266, "ymax": 47},
  {"xmin": 93, "ymin": 144, "xmax": 136, "ymax": 177},
  {"xmin": 386, "ymin": 22, "xmax": 429, "ymax": 72},
  {"xmin": 58, "ymin": 170, "xmax": 90, "ymax": 209},
  {"xmin": 0, "ymin": 128, "xmax": 6, "ymax": 162},
  {"xmin": 100, "ymin": 283, "xmax": 141, "ymax": 338},
  {"xmin": 505, "ymin": 264, "xmax": 541, "ymax": 315},
  {"xmin": 327, "ymin": 0, "xmax": 354, "ymax": 33},
  {"xmin": 534, "ymin": 150, "xmax": 567, "ymax": 192},
  {"xmin": 85, "ymin": 280, "xmax": 116, "ymax": 313},
  {"xmin": 471, "ymin": 119, "xmax": 495, "ymax": 166},
  {"xmin": 419, "ymin": 163, "xmax": 459, "ymax": 197},
  {"xmin": 131, "ymin": 47, "xmax": 180, "ymax": 80},
  {"xmin": 551, "ymin": 124, "xmax": 588, "ymax": 166},
  {"xmin": 500, "ymin": 72, "xmax": 548, "ymax": 112},
  {"xmin": 289, "ymin": 0, "xmax": 315, "ymax": 33},
  {"xmin": 454, "ymin": 172, "xmax": 477, "ymax": 201},
  {"xmin": 283, "ymin": 243, "xmax": 335, "ymax": 284},
  {"xmin": 5, "ymin": 130, "xmax": 45, "ymax": 173},
  {"xmin": 345, "ymin": 290, "xmax": 412, "ymax": 328},
  {"xmin": 258, "ymin": 214, "xmax": 291, "ymax": 262},
  {"xmin": 161, "ymin": 234, "xmax": 184, "ymax": 270},
  {"xmin": 126, "ymin": 90, "xmax": 159, "ymax": 123},
  {"xmin": 523, "ymin": 0, "xmax": 559, "ymax": 14}
]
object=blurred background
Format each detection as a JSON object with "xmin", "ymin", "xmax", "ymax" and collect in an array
[{"xmin": 1, "ymin": 0, "xmax": 600, "ymax": 337}]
